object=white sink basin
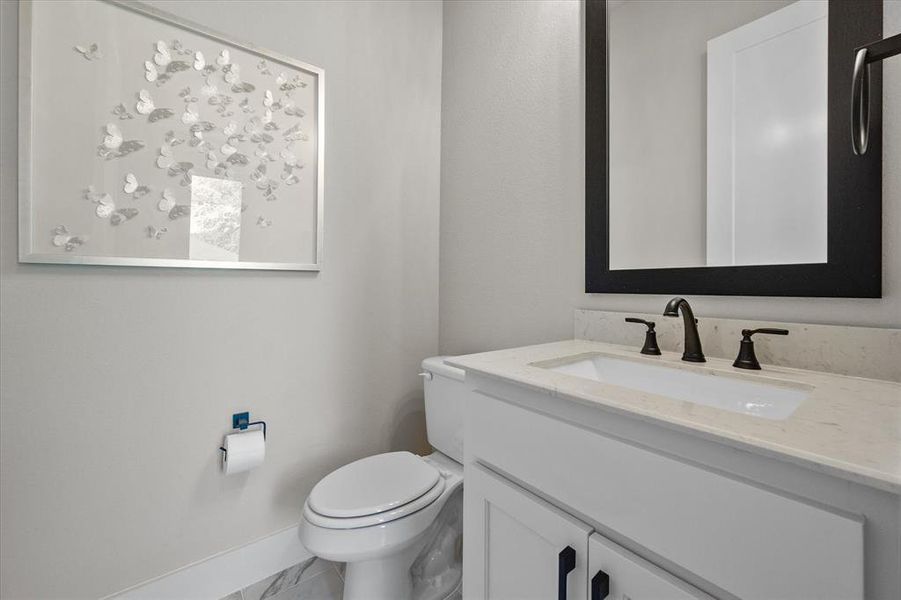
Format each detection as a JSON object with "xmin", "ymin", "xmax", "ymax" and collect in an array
[{"xmin": 542, "ymin": 354, "xmax": 809, "ymax": 420}]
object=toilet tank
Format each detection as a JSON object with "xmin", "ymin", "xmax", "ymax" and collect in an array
[{"xmin": 421, "ymin": 356, "xmax": 468, "ymax": 464}]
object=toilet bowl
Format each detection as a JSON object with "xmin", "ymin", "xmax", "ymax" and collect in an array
[
  {"xmin": 300, "ymin": 451, "xmax": 462, "ymax": 600},
  {"xmin": 299, "ymin": 357, "xmax": 469, "ymax": 600}
]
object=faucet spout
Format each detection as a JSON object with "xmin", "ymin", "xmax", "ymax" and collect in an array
[{"xmin": 663, "ymin": 297, "xmax": 705, "ymax": 362}]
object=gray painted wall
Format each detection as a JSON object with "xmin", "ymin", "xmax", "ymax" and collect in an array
[
  {"xmin": 440, "ymin": 0, "xmax": 901, "ymax": 356},
  {"xmin": 0, "ymin": 1, "xmax": 442, "ymax": 598}
]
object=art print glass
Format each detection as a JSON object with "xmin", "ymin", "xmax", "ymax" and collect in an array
[{"xmin": 19, "ymin": 0, "xmax": 324, "ymax": 270}]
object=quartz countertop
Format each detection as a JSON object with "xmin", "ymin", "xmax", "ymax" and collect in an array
[{"xmin": 447, "ymin": 340, "xmax": 901, "ymax": 494}]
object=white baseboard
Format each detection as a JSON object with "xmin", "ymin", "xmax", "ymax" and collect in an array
[{"xmin": 105, "ymin": 525, "xmax": 313, "ymax": 600}]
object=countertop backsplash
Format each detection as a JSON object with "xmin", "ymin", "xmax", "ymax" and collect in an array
[{"xmin": 575, "ymin": 309, "xmax": 901, "ymax": 383}]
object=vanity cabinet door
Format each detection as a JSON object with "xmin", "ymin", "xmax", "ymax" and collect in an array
[
  {"xmin": 463, "ymin": 463, "xmax": 592, "ymax": 600},
  {"xmin": 587, "ymin": 534, "xmax": 712, "ymax": 600}
]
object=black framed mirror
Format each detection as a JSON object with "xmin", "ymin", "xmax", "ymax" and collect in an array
[{"xmin": 586, "ymin": 0, "xmax": 883, "ymax": 297}]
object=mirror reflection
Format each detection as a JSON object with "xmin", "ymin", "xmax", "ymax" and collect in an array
[{"xmin": 608, "ymin": 0, "xmax": 828, "ymax": 270}]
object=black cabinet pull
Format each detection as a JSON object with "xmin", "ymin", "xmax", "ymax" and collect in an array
[
  {"xmin": 557, "ymin": 546, "xmax": 576, "ymax": 600},
  {"xmin": 591, "ymin": 569, "xmax": 610, "ymax": 600}
]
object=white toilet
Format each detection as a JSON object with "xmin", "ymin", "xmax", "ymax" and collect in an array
[{"xmin": 299, "ymin": 357, "xmax": 468, "ymax": 600}]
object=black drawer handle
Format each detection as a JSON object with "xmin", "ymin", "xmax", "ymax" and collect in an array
[
  {"xmin": 558, "ymin": 546, "xmax": 576, "ymax": 600},
  {"xmin": 591, "ymin": 569, "xmax": 610, "ymax": 600}
]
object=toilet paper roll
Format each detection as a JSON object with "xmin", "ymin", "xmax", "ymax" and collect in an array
[{"xmin": 222, "ymin": 429, "xmax": 265, "ymax": 475}]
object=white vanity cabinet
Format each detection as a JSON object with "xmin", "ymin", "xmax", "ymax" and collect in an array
[
  {"xmin": 460, "ymin": 374, "xmax": 899, "ymax": 599},
  {"xmin": 465, "ymin": 463, "xmax": 712, "ymax": 600},
  {"xmin": 464, "ymin": 464, "xmax": 591, "ymax": 600}
]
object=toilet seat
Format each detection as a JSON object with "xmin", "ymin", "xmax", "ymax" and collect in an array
[{"xmin": 304, "ymin": 451, "xmax": 447, "ymax": 529}]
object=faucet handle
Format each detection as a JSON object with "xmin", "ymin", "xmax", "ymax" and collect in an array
[
  {"xmin": 625, "ymin": 317, "xmax": 655, "ymax": 328},
  {"xmin": 625, "ymin": 318, "xmax": 662, "ymax": 355},
  {"xmin": 734, "ymin": 328, "xmax": 789, "ymax": 369},
  {"xmin": 742, "ymin": 328, "xmax": 789, "ymax": 338}
]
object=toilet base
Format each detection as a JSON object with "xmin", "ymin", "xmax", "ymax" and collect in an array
[{"xmin": 342, "ymin": 538, "xmax": 424, "ymax": 600}]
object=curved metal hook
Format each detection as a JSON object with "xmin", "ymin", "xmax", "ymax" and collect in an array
[{"xmin": 851, "ymin": 48, "xmax": 869, "ymax": 156}]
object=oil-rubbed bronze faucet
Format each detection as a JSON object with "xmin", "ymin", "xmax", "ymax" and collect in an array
[{"xmin": 663, "ymin": 297, "xmax": 705, "ymax": 362}]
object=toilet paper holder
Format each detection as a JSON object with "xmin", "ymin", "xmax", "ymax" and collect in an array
[{"xmin": 219, "ymin": 412, "xmax": 267, "ymax": 459}]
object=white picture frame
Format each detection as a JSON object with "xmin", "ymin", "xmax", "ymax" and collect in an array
[{"xmin": 18, "ymin": 0, "xmax": 324, "ymax": 271}]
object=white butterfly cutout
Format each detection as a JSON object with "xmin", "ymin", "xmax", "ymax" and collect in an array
[
  {"xmin": 284, "ymin": 102, "xmax": 305, "ymax": 118},
  {"xmin": 223, "ymin": 64, "xmax": 240, "ymax": 85},
  {"xmin": 250, "ymin": 163, "xmax": 279, "ymax": 200},
  {"xmin": 216, "ymin": 49, "xmax": 230, "ymax": 66},
  {"xmin": 283, "ymin": 123, "xmax": 307, "ymax": 142},
  {"xmin": 191, "ymin": 131, "xmax": 210, "ymax": 154},
  {"xmin": 223, "ymin": 121, "xmax": 238, "ymax": 137},
  {"xmin": 257, "ymin": 217, "xmax": 272, "ymax": 228},
  {"xmin": 201, "ymin": 76, "xmax": 219, "ymax": 96},
  {"xmin": 74, "ymin": 43, "xmax": 102, "ymax": 61},
  {"xmin": 85, "ymin": 184, "xmax": 143, "ymax": 220},
  {"xmin": 282, "ymin": 166, "xmax": 300, "ymax": 185},
  {"xmin": 146, "ymin": 225, "xmax": 168, "ymax": 240},
  {"xmin": 182, "ymin": 104, "xmax": 199, "ymax": 124},
  {"xmin": 280, "ymin": 150, "xmax": 301, "ymax": 185},
  {"xmin": 102, "ymin": 123, "xmax": 123, "ymax": 150},
  {"xmin": 112, "ymin": 103, "xmax": 134, "ymax": 120},
  {"xmin": 94, "ymin": 194, "xmax": 115, "ymax": 218},
  {"xmin": 171, "ymin": 39, "xmax": 190, "ymax": 55},
  {"xmin": 127, "ymin": 176, "xmax": 150, "ymax": 198},
  {"xmin": 157, "ymin": 146, "xmax": 174, "ymax": 169},
  {"xmin": 250, "ymin": 162, "xmax": 268, "ymax": 183},
  {"xmin": 276, "ymin": 72, "xmax": 304, "ymax": 93},
  {"xmin": 153, "ymin": 40, "xmax": 171, "ymax": 66},
  {"xmin": 263, "ymin": 90, "xmax": 274, "ymax": 109},
  {"xmin": 220, "ymin": 143, "xmax": 237, "ymax": 157},
  {"xmin": 157, "ymin": 189, "xmax": 176, "ymax": 212},
  {"xmin": 193, "ymin": 51, "xmax": 205, "ymax": 71},
  {"xmin": 178, "ymin": 87, "xmax": 198, "ymax": 103},
  {"xmin": 164, "ymin": 130, "xmax": 184, "ymax": 146},
  {"xmin": 124, "ymin": 173, "xmax": 139, "ymax": 194},
  {"xmin": 52, "ymin": 226, "xmax": 87, "ymax": 251},
  {"xmin": 255, "ymin": 148, "xmax": 276, "ymax": 162},
  {"xmin": 135, "ymin": 90, "xmax": 155, "ymax": 115},
  {"xmin": 144, "ymin": 61, "xmax": 158, "ymax": 82},
  {"xmin": 245, "ymin": 117, "xmax": 274, "ymax": 144},
  {"xmin": 110, "ymin": 208, "xmax": 139, "ymax": 226},
  {"xmin": 206, "ymin": 152, "xmax": 234, "ymax": 177}
]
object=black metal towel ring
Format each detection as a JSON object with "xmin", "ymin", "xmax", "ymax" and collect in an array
[{"xmin": 852, "ymin": 32, "xmax": 901, "ymax": 155}]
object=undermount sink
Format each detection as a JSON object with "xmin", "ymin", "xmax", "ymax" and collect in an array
[{"xmin": 540, "ymin": 354, "xmax": 809, "ymax": 420}]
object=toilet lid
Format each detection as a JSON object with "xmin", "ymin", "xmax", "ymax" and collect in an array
[{"xmin": 307, "ymin": 452, "xmax": 441, "ymax": 518}]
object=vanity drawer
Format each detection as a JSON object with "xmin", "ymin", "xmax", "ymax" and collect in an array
[{"xmin": 468, "ymin": 393, "xmax": 864, "ymax": 599}]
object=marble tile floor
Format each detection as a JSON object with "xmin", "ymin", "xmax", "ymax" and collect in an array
[{"xmin": 219, "ymin": 557, "xmax": 343, "ymax": 600}]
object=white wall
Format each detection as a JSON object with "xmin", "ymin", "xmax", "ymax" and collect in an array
[
  {"xmin": 439, "ymin": 0, "xmax": 901, "ymax": 356},
  {"xmin": 0, "ymin": 1, "xmax": 442, "ymax": 598}
]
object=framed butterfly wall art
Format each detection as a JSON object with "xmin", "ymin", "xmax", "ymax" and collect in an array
[{"xmin": 18, "ymin": 0, "xmax": 324, "ymax": 270}]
